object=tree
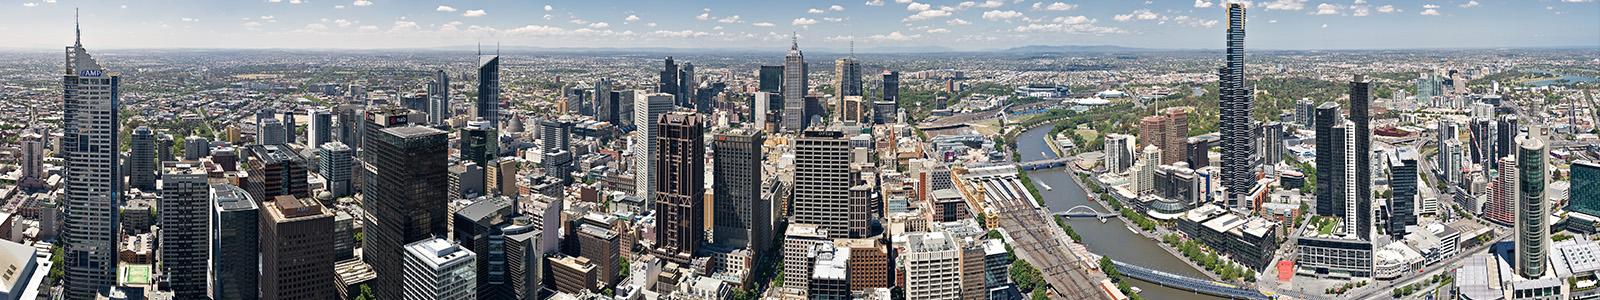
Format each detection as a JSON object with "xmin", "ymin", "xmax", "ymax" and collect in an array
[
  {"xmin": 355, "ymin": 284, "xmax": 375, "ymax": 300},
  {"xmin": 1100, "ymin": 257, "xmax": 1120, "ymax": 279},
  {"xmin": 618, "ymin": 257, "xmax": 631, "ymax": 280}
]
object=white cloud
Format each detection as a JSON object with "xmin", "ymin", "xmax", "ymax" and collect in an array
[
  {"xmin": 334, "ymin": 19, "xmax": 355, "ymax": 27},
  {"xmin": 866, "ymin": 0, "xmax": 886, "ymax": 6},
  {"xmin": 977, "ymin": 0, "xmax": 1004, "ymax": 8},
  {"xmin": 589, "ymin": 22, "xmax": 610, "ymax": 29},
  {"xmin": 1262, "ymin": 0, "xmax": 1307, "ymax": 10},
  {"xmin": 1194, "ymin": 0, "xmax": 1214, "ymax": 8},
  {"xmin": 436, "ymin": 5, "xmax": 456, "ymax": 12},
  {"xmin": 1423, "ymin": 4, "xmax": 1439, "ymax": 8},
  {"xmin": 626, "ymin": 15, "xmax": 640, "ymax": 22},
  {"xmin": 823, "ymin": 17, "xmax": 844, "ymax": 22},
  {"xmin": 506, "ymin": 25, "xmax": 565, "ymax": 35},
  {"xmin": 391, "ymin": 20, "xmax": 420, "ymax": 31},
  {"xmin": 289, "ymin": 0, "xmax": 302, "ymax": 4},
  {"xmin": 982, "ymin": 10, "xmax": 1024, "ymax": 20},
  {"xmin": 181, "ymin": 17, "xmax": 198, "ymax": 22},
  {"xmin": 1313, "ymin": 3, "xmax": 1340, "ymax": 15},
  {"xmin": 334, "ymin": 5, "xmax": 346, "ymax": 9},
  {"xmin": 1376, "ymin": 4, "xmax": 1398, "ymax": 13},
  {"xmin": 905, "ymin": 6, "xmax": 956, "ymax": 21},
  {"xmin": 927, "ymin": 28, "xmax": 950, "ymax": 33},
  {"xmin": 808, "ymin": 8, "xmax": 826, "ymax": 14},
  {"xmin": 719, "ymin": 15, "xmax": 743, "ymax": 23},
  {"xmin": 1013, "ymin": 15, "xmax": 1122, "ymax": 34},
  {"xmin": 352, "ymin": 0, "xmax": 373, "ymax": 7},
  {"xmin": 647, "ymin": 22, "xmax": 657, "ymax": 27},
  {"xmin": 652, "ymin": 30, "xmax": 710, "ymax": 38},
  {"xmin": 544, "ymin": 5, "xmax": 553, "ymax": 11},
  {"xmin": 358, "ymin": 25, "xmax": 379, "ymax": 32},
  {"xmin": 1459, "ymin": 0, "xmax": 1479, "ymax": 8},
  {"xmin": 242, "ymin": 21, "xmax": 263, "ymax": 29},
  {"xmin": 947, "ymin": 18, "xmax": 971, "ymax": 25},
  {"xmin": 831, "ymin": 4, "xmax": 845, "ymax": 11},
  {"xmin": 1172, "ymin": 15, "xmax": 1218, "ymax": 28},
  {"xmin": 753, "ymin": 22, "xmax": 776, "ymax": 27},
  {"xmin": 1321, "ymin": 23, "xmax": 1328, "ymax": 28},
  {"xmin": 463, "ymin": 10, "xmax": 487, "ymax": 17},
  {"xmin": 868, "ymin": 31, "xmax": 920, "ymax": 41},
  {"xmin": 1351, "ymin": 5, "xmax": 1370, "ymax": 16},
  {"xmin": 304, "ymin": 23, "xmax": 328, "ymax": 30},
  {"xmin": 697, "ymin": 10, "xmax": 712, "ymax": 21},
  {"xmin": 21, "ymin": 2, "xmax": 38, "ymax": 7},
  {"xmin": 1113, "ymin": 9, "xmax": 1160, "ymax": 22},
  {"xmin": 1563, "ymin": 0, "xmax": 1593, "ymax": 2},
  {"xmin": 792, "ymin": 18, "xmax": 818, "ymax": 26},
  {"xmin": 895, "ymin": 0, "xmax": 913, "ymax": 3},
  {"xmin": 907, "ymin": 2, "xmax": 931, "ymax": 11},
  {"xmin": 1420, "ymin": 8, "xmax": 1439, "ymax": 15},
  {"xmin": 1043, "ymin": 2, "xmax": 1076, "ymax": 11}
]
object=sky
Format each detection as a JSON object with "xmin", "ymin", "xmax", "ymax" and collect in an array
[{"xmin": 1, "ymin": 0, "xmax": 1596, "ymax": 51}]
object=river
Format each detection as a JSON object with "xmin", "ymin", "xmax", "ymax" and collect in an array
[{"xmin": 1015, "ymin": 125, "xmax": 1227, "ymax": 300}]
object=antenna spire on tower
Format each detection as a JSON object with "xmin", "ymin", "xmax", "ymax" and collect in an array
[
  {"xmin": 477, "ymin": 41, "xmax": 482, "ymax": 56},
  {"xmin": 790, "ymin": 32, "xmax": 798, "ymax": 50},
  {"xmin": 496, "ymin": 41, "xmax": 500, "ymax": 56},
  {"xmin": 74, "ymin": 8, "xmax": 81, "ymax": 47}
]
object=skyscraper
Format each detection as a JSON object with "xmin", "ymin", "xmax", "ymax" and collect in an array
[
  {"xmin": 660, "ymin": 57, "xmax": 680, "ymax": 104},
  {"xmin": 183, "ymin": 135, "xmax": 209, "ymax": 161},
  {"xmin": 282, "ymin": 111, "xmax": 297, "ymax": 145},
  {"xmin": 451, "ymin": 197, "xmax": 515, "ymax": 299},
  {"xmin": 680, "ymin": 62, "xmax": 697, "ymax": 108},
  {"xmin": 1218, "ymin": 2, "xmax": 1255, "ymax": 205},
  {"xmin": 258, "ymin": 118, "xmax": 286, "ymax": 145},
  {"xmin": 365, "ymin": 126, "xmax": 450, "ymax": 300},
  {"xmin": 1163, "ymin": 108, "xmax": 1190, "ymax": 165},
  {"xmin": 261, "ymin": 196, "xmax": 336, "ymax": 300},
  {"xmin": 835, "ymin": 56, "xmax": 862, "ymax": 97},
  {"xmin": 782, "ymin": 37, "xmax": 809, "ymax": 132},
  {"xmin": 1335, "ymin": 120, "xmax": 1362, "ymax": 239},
  {"xmin": 882, "ymin": 70, "xmax": 900, "ymax": 102},
  {"xmin": 1103, "ymin": 134, "xmax": 1135, "ymax": 174},
  {"xmin": 428, "ymin": 69, "xmax": 451, "ymax": 125},
  {"xmin": 157, "ymin": 161, "xmax": 209, "ymax": 297},
  {"xmin": 792, "ymin": 128, "xmax": 861, "ymax": 239},
  {"xmin": 157, "ymin": 133, "xmax": 174, "ymax": 163},
  {"xmin": 713, "ymin": 129, "xmax": 769, "ymax": 253},
  {"xmin": 594, "ymin": 78, "xmax": 616, "ymax": 125},
  {"xmin": 1515, "ymin": 129, "xmax": 1549, "ymax": 279},
  {"xmin": 319, "ymin": 142, "xmax": 354, "ymax": 198},
  {"xmin": 245, "ymin": 144, "xmax": 310, "ymax": 201},
  {"xmin": 62, "ymin": 15, "xmax": 124, "ymax": 296},
  {"xmin": 1349, "ymin": 75, "xmax": 1373, "ymax": 240},
  {"xmin": 754, "ymin": 92, "xmax": 772, "ymax": 131},
  {"xmin": 402, "ymin": 238, "xmax": 478, "ymax": 300},
  {"xmin": 653, "ymin": 112, "xmax": 705, "ymax": 264},
  {"xmin": 461, "ymin": 120, "xmax": 498, "ymax": 167},
  {"xmin": 477, "ymin": 53, "xmax": 501, "ymax": 127},
  {"xmin": 877, "ymin": 70, "xmax": 901, "ymax": 124},
  {"xmin": 759, "ymin": 65, "xmax": 784, "ymax": 93},
  {"xmin": 1314, "ymin": 103, "xmax": 1343, "ymax": 217},
  {"xmin": 130, "ymin": 126, "xmax": 157, "ymax": 191},
  {"xmin": 1387, "ymin": 148, "xmax": 1419, "ymax": 238},
  {"xmin": 308, "ymin": 109, "xmax": 333, "ymax": 149},
  {"xmin": 1571, "ymin": 161, "xmax": 1600, "ymax": 218},
  {"xmin": 633, "ymin": 92, "xmax": 675, "ymax": 201},
  {"xmin": 210, "ymin": 184, "xmax": 259, "ymax": 300},
  {"xmin": 539, "ymin": 118, "xmax": 573, "ymax": 184}
]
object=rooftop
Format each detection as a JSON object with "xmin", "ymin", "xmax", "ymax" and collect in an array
[
  {"xmin": 404, "ymin": 238, "xmax": 475, "ymax": 269},
  {"xmin": 381, "ymin": 125, "xmax": 446, "ymax": 139},
  {"xmin": 211, "ymin": 184, "xmax": 258, "ymax": 212}
]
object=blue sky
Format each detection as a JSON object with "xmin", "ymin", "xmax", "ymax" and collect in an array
[{"xmin": 2, "ymin": 0, "xmax": 1595, "ymax": 50}]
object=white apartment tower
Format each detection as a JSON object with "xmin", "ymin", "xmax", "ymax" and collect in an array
[
  {"xmin": 402, "ymin": 238, "xmax": 478, "ymax": 300},
  {"xmin": 632, "ymin": 92, "xmax": 675, "ymax": 201}
]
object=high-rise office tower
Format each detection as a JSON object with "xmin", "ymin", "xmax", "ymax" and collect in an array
[
  {"xmin": 365, "ymin": 126, "xmax": 450, "ymax": 300},
  {"xmin": 261, "ymin": 196, "xmax": 335, "ymax": 300},
  {"xmin": 258, "ymin": 118, "xmax": 286, "ymax": 145},
  {"xmin": 1295, "ymin": 98, "xmax": 1316, "ymax": 126},
  {"xmin": 782, "ymin": 37, "xmax": 809, "ymax": 132},
  {"xmin": 754, "ymin": 92, "xmax": 772, "ymax": 131},
  {"xmin": 660, "ymin": 57, "xmax": 681, "ymax": 103},
  {"xmin": 402, "ymin": 238, "xmax": 478, "ymax": 300},
  {"xmin": 1348, "ymin": 75, "xmax": 1373, "ymax": 240},
  {"xmin": 882, "ymin": 70, "xmax": 900, "ymax": 102},
  {"xmin": 713, "ymin": 129, "xmax": 769, "ymax": 253},
  {"xmin": 539, "ymin": 118, "xmax": 573, "ymax": 184},
  {"xmin": 210, "ymin": 184, "xmax": 259, "ymax": 300},
  {"xmin": 183, "ymin": 136, "xmax": 209, "ymax": 161},
  {"xmin": 1387, "ymin": 148, "xmax": 1419, "ymax": 238},
  {"xmin": 477, "ymin": 53, "xmax": 501, "ymax": 127},
  {"xmin": 839, "ymin": 96, "xmax": 865, "ymax": 124},
  {"xmin": 782, "ymin": 224, "xmax": 829, "ymax": 297},
  {"xmin": 1314, "ymin": 103, "xmax": 1343, "ymax": 216},
  {"xmin": 903, "ymin": 232, "xmax": 963, "ymax": 300},
  {"xmin": 680, "ymin": 62, "xmax": 697, "ymax": 108},
  {"xmin": 460, "ymin": 119, "xmax": 499, "ymax": 167},
  {"xmin": 157, "ymin": 161, "xmax": 208, "ymax": 297},
  {"xmin": 337, "ymin": 104, "xmax": 363, "ymax": 149},
  {"xmin": 244, "ymin": 144, "xmax": 310, "ymax": 201},
  {"xmin": 792, "ymin": 128, "xmax": 862, "ymax": 239},
  {"xmin": 594, "ymin": 78, "xmax": 616, "ymax": 124},
  {"xmin": 17, "ymin": 133, "xmax": 45, "ymax": 191},
  {"xmin": 308, "ymin": 109, "xmax": 333, "ymax": 149},
  {"xmin": 1470, "ymin": 117, "xmax": 1495, "ymax": 168},
  {"xmin": 1103, "ymin": 134, "xmax": 1135, "ymax": 174},
  {"xmin": 499, "ymin": 217, "xmax": 542, "ymax": 300},
  {"xmin": 1139, "ymin": 115, "xmax": 1164, "ymax": 150},
  {"xmin": 1218, "ymin": 2, "xmax": 1255, "ymax": 205},
  {"xmin": 319, "ymin": 142, "xmax": 354, "ymax": 198},
  {"xmin": 759, "ymin": 65, "xmax": 784, "ymax": 93},
  {"xmin": 282, "ymin": 111, "xmax": 297, "ymax": 145},
  {"xmin": 428, "ymin": 69, "xmax": 451, "ymax": 124},
  {"xmin": 1261, "ymin": 122, "xmax": 1284, "ymax": 168},
  {"xmin": 633, "ymin": 92, "xmax": 675, "ymax": 201},
  {"xmin": 1572, "ymin": 161, "xmax": 1600, "ymax": 218},
  {"xmin": 835, "ymin": 56, "xmax": 862, "ymax": 97},
  {"xmin": 653, "ymin": 112, "xmax": 705, "ymax": 264},
  {"xmin": 359, "ymin": 106, "xmax": 424, "ymax": 191},
  {"xmin": 157, "ymin": 133, "xmax": 174, "ymax": 163},
  {"xmin": 1497, "ymin": 115, "xmax": 1519, "ymax": 162},
  {"xmin": 1163, "ymin": 108, "xmax": 1190, "ymax": 165},
  {"xmin": 62, "ymin": 18, "xmax": 124, "ymax": 296},
  {"xmin": 451, "ymin": 197, "xmax": 515, "ymax": 299},
  {"xmin": 1515, "ymin": 129, "xmax": 1549, "ymax": 279},
  {"xmin": 129, "ymin": 126, "xmax": 157, "ymax": 191}
]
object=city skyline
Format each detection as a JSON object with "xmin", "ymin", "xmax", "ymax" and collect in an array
[{"xmin": 0, "ymin": 0, "xmax": 1595, "ymax": 51}]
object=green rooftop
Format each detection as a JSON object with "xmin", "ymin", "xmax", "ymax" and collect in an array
[{"xmin": 120, "ymin": 264, "xmax": 152, "ymax": 285}]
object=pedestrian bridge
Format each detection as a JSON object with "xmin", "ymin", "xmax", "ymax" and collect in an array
[
  {"xmin": 1110, "ymin": 259, "xmax": 1271, "ymax": 300},
  {"xmin": 1054, "ymin": 205, "xmax": 1116, "ymax": 218}
]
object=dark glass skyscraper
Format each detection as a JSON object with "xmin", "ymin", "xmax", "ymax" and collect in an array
[
  {"xmin": 759, "ymin": 65, "xmax": 784, "ymax": 93},
  {"xmin": 653, "ymin": 112, "xmax": 705, "ymax": 264},
  {"xmin": 1219, "ymin": 2, "xmax": 1255, "ymax": 205},
  {"xmin": 477, "ymin": 54, "xmax": 501, "ymax": 127},
  {"xmin": 210, "ymin": 184, "xmax": 259, "ymax": 300},
  {"xmin": 1571, "ymin": 161, "xmax": 1600, "ymax": 217},
  {"xmin": 660, "ymin": 57, "xmax": 680, "ymax": 102},
  {"xmin": 363, "ymin": 126, "xmax": 449, "ymax": 300},
  {"xmin": 1349, "ymin": 75, "xmax": 1372, "ymax": 241},
  {"xmin": 1387, "ymin": 148, "xmax": 1418, "ymax": 238},
  {"xmin": 130, "ymin": 126, "xmax": 157, "ymax": 191},
  {"xmin": 1314, "ymin": 103, "xmax": 1342, "ymax": 217},
  {"xmin": 428, "ymin": 69, "xmax": 451, "ymax": 125}
]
